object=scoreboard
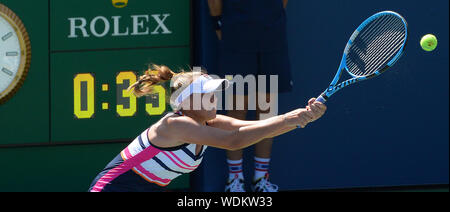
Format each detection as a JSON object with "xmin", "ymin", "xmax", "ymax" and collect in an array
[{"xmin": 0, "ymin": 0, "xmax": 191, "ymax": 146}]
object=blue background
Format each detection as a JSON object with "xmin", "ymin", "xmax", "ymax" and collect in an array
[{"xmin": 192, "ymin": 0, "xmax": 449, "ymax": 191}]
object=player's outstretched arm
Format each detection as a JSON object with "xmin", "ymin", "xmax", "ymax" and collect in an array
[
  {"xmin": 165, "ymin": 98, "xmax": 326, "ymax": 150},
  {"xmin": 207, "ymin": 98, "xmax": 326, "ymax": 138}
]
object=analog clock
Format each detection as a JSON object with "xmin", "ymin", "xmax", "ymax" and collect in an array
[{"xmin": 0, "ymin": 3, "xmax": 31, "ymax": 104}]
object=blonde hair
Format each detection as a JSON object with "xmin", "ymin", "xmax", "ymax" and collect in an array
[{"xmin": 127, "ymin": 64, "xmax": 204, "ymax": 98}]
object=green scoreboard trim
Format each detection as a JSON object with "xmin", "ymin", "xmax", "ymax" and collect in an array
[{"xmin": 0, "ymin": 0, "xmax": 192, "ymax": 147}]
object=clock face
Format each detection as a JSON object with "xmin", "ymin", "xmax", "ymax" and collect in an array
[
  {"xmin": 0, "ymin": 4, "xmax": 30, "ymax": 104},
  {"xmin": 0, "ymin": 15, "xmax": 21, "ymax": 94}
]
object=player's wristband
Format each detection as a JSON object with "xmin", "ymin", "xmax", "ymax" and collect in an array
[{"xmin": 211, "ymin": 15, "xmax": 222, "ymax": 30}]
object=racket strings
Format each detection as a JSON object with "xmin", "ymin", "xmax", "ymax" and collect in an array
[
  {"xmin": 347, "ymin": 17, "xmax": 392, "ymax": 76},
  {"xmin": 350, "ymin": 28, "xmax": 405, "ymax": 75},
  {"xmin": 356, "ymin": 20, "xmax": 405, "ymax": 73},
  {"xmin": 363, "ymin": 31, "xmax": 405, "ymax": 75},
  {"xmin": 349, "ymin": 24, "xmax": 405, "ymax": 75},
  {"xmin": 358, "ymin": 14, "xmax": 398, "ymax": 42},
  {"xmin": 347, "ymin": 14, "xmax": 395, "ymax": 60},
  {"xmin": 352, "ymin": 16, "xmax": 401, "ymax": 63},
  {"xmin": 356, "ymin": 14, "xmax": 396, "ymax": 44},
  {"xmin": 346, "ymin": 14, "xmax": 406, "ymax": 77},
  {"xmin": 349, "ymin": 16, "xmax": 404, "ymax": 75},
  {"xmin": 354, "ymin": 15, "xmax": 402, "ymax": 56}
]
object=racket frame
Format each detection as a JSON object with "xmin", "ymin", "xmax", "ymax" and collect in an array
[{"xmin": 316, "ymin": 11, "xmax": 408, "ymax": 103}]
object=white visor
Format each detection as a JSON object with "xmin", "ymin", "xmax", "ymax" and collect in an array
[{"xmin": 173, "ymin": 75, "xmax": 230, "ymax": 109}]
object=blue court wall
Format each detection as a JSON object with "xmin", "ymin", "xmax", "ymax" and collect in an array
[{"xmin": 191, "ymin": 0, "xmax": 449, "ymax": 191}]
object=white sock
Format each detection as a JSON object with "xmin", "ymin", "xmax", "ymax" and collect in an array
[
  {"xmin": 254, "ymin": 157, "xmax": 270, "ymax": 181},
  {"xmin": 227, "ymin": 159, "xmax": 244, "ymax": 182}
]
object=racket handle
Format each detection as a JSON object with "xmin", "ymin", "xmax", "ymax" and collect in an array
[{"xmin": 315, "ymin": 95, "xmax": 327, "ymax": 104}]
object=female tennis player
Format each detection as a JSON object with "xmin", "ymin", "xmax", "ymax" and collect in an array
[{"xmin": 88, "ymin": 65, "xmax": 326, "ymax": 192}]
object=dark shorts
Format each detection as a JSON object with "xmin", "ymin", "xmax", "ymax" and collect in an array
[
  {"xmin": 215, "ymin": 0, "xmax": 292, "ymax": 94},
  {"xmin": 88, "ymin": 154, "xmax": 165, "ymax": 192},
  {"xmin": 217, "ymin": 47, "xmax": 293, "ymax": 94}
]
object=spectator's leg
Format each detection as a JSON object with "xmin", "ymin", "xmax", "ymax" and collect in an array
[
  {"xmin": 254, "ymin": 93, "xmax": 274, "ymax": 181},
  {"xmin": 226, "ymin": 94, "xmax": 248, "ymax": 182}
]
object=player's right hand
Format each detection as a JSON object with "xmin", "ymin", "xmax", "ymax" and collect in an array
[
  {"xmin": 306, "ymin": 98, "xmax": 327, "ymax": 122},
  {"xmin": 284, "ymin": 98, "xmax": 327, "ymax": 128}
]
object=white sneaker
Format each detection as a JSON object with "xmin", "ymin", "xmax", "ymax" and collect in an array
[
  {"xmin": 252, "ymin": 174, "xmax": 279, "ymax": 192},
  {"xmin": 225, "ymin": 176, "xmax": 246, "ymax": 192}
]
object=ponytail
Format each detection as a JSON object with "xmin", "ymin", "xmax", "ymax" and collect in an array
[
  {"xmin": 128, "ymin": 64, "xmax": 176, "ymax": 97},
  {"xmin": 128, "ymin": 64, "xmax": 207, "ymax": 101}
]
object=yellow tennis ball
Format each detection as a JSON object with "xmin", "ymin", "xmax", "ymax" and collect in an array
[{"xmin": 420, "ymin": 34, "xmax": 438, "ymax": 51}]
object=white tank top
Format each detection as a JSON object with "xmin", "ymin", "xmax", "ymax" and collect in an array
[{"xmin": 120, "ymin": 112, "xmax": 207, "ymax": 186}]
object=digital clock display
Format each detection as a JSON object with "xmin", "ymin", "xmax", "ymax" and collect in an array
[{"xmin": 52, "ymin": 48, "xmax": 190, "ymax": 143}]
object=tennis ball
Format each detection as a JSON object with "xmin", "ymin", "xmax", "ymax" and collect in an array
[{"xmin": 420, "ymin": 34, "xmax": 438, "ymax": 52}]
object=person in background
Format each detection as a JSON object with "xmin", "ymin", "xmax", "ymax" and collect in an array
[{"xmin": 207, "ymin": 0, "xmax": 292, "ymax": 192}]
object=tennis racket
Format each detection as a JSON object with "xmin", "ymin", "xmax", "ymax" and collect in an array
[{"xmin": 316, "ymin": 11, "xmax": 408, "ymax": 103}]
